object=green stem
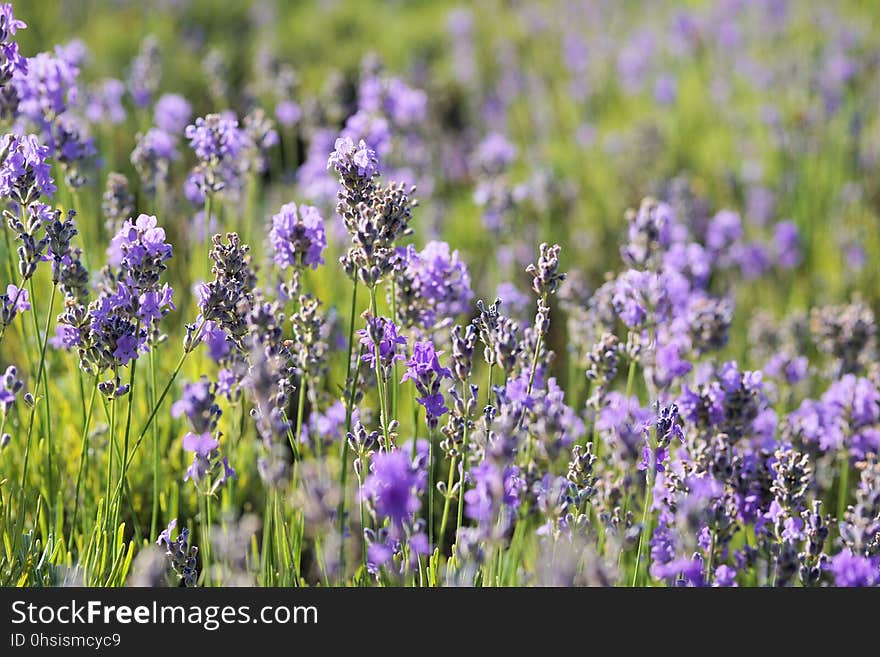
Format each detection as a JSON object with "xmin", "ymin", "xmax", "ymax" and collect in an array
[
  {"xmin": 337, "ymin": 281, "xmax": 360, "ymax": 578},
  {"xmin": 18, "ymin": 283, "xmax": 55, "ymax": 493},
  {"xmin": 390, "ymin": 279, "xmax": 399, "ymax": 420},
  {"xmin": 454, "ymin": 385, "xmax": 472, "ymax": 565},
  {"xmin": 295, "ymin": 367, "xmax": 308, "ymax": 455},
  {"xmin": 108, "ymin": 344, "xmax": 194, "ymax": 510},
  {"xmin": 837, "ymin": 449, "xmax": 850, "ymax": 523},
  {"xmin": 428, "ymin": 426, "xmax": 435, "ymax": 554},
  {"xmin": 114, "ymin": 336, "xmax": 140, "ymax": 531},
  {"xmin": 104, "ymin": 397, "xmax": 117, "ymax": 536},
  {"xmin": 632, "ymin": 467, "xmax": 654, "ymax": 587},
  {"xmin": 71, "ymin": 376, "xmax": 99, "ymax": 532},
  {"xmin": 368, "ymin": 286, "xmax": 391, "ymax": 449},
  {"xmin": 29, "ymin": 280, "xmax": 56, "ymax": 505},
  {"xmin": 149, "ymin": 349, "xmax": 159, "ymax": 541},
  {"xmin": 203, "ymin": 193, "xmax": 213, "ymax": 281},
  {"xmin": 624, "ymin": 357, "xmax": 637, "ymax": 399},
  {"xmin": 438, "ymin": 455, "xmax": 457, "ymax": 556},
  {"xmin": 202, "ymin": 493, "xmax": 213, "ymax": 585}
]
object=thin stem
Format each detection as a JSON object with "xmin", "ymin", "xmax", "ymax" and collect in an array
[
  {"xmin": 202, "ymin": 493, "xmax": 213, "ymax": 585},
  {"xmin": 624, "ymin": 357, "xmax": 637, "ymax": 399},
  {"xmin": 104, "ymin": 397, "xmax": 117, "ymax": 535},
  {"xmin": 632, "ymin": 467, "xmax": 654, "ymax": 587},
  {"xmin": 108, "ymin": 344, "xmax": 195, "ymax": 509},
  {"xmin": 29, "ymin": 280, "xmax": 57, "ymax": 504},
  {"xmin": 837, "ymin": 448, "xmax": 850, "ymax": 524},
  {"xmin": 337, "ymin": 280, "xmax": 360, "ymax": 577},
  {"xmin": 203, "ymin": 193, "xmax": 213, "ymax": 281},
  {"xmin": 454, "ymin": 386, "xmax": 471, "ymax": 565},
  {"xmin": 149, "ymin": 349, "xmax": 159, "ymax": 541},
  {"xmin": 390, "ymin": 279, "xmax": 399, "ymax": 420},
  {"xmin": 428, "ymin": 425, "xmax": 435, "ymax": 554},
  {"xmin": 486, "ymin": 363, "xmax": 494, "ymax": 406},
  {"xmin": 438, "ymin": 454, "xmax": 457, "ymax": 556},
  {"xmin": 368, "ymin": 285, "xmax": 391, "ymax": 448},
  {"xmin": 0, "ymin": 275, "xmax": 27, "ymax": 346},
  {"xmin": 114, "ymin": 336, "xmax": 140, "ymax": 531},
  {"xmin": 295, "ymin": 367, "xmax": 308, "ymax": 455},
  {"xmin": 19, "ymin": 284, "xmax": 56, "ymax": 493},
  {"xmin": 71, "ymin": 376, "xmax": 99, "ymax": 532},
  {"xmin": 704, "ymin": 529, "xmax": 716, "ymax": 584}
]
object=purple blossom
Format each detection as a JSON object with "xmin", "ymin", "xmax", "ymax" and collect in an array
[
  {"xmin": 327, "ymin": 136, "xmax": 379, "ymax": 179},
  {"xmin": 401, "ymin": 341, "xmax": 452, "ymax": 384},
  {"xmin": 0, "ymin": 133, "xmax": 57, "ymax": 200},
  {"xmin": 200, "ymin": 320, "xmax": 230, "ymax": 362},
  {"xmin": 275, "ymin": 100, "xmax": 301, "ymax": 127},
  {"xmin": 3, "ymin": 284, "xmax": 29, "ymax": 314},
  {"xmin": 773, "ymin": 220, "xmax": 801, "ymax": 269},
  {"xmin": 13, "ymin": 50, "xmax": 79, "ymax": 122},
  {"xmin": 714, "ymin": 565, "xmax": 738, "ymax": 587},
  {"xmin": 417, "ymin": 393, "xmax": 448, "ymax": 418},
  {"xmin": 49, "ymin": 323, "xmax": 80, "ymax": 350},
  {"xmin": 734, "ymin": 242, "xmax": 771, "ymax": 279},
  {"xmin": 473, "ymin": 133, "xmax": 516, "ymax": 174},
  {"xmin": 0, "ymin": 364, "xmax": 23, "ymax": 415},
  {"xmin": 638, "ymin": 445, "xmax": 669, "ymax": 473},
  {"xmin": 827, "ymin": 550, "xmax": 879, "ymax": 587},
  {"xmin": 302, "ymin": 400, "xmax": 346, "ymax": 446},
  {"xmin": 107, "ymin": 214, "xmax": 172, "ymax": 272},
  {"xmin": 465, "ymin": 461, "xmax": 523, "ymax": 524},
  {"xmin": 358, "ymin": 316, "xmax": 407, "ymax": 369},
  {"xmin": 112, "ymin": 333, "xmax": 138, "ymax": 364},
  {"xmin": 269, "ymin": 202, "xmax": 327, "ymax": 270},
  {"xmin": 612, "ymin": 269, "xmax": 669, "ymax": 329},
  {"xmin": 397, "ymin": 241, "xmax": 473, "ymax": 329},
  {"xmin": 182, "ymin": 431, "xmax": 219, "ymax": 456},
  {"xmin": 154, "ymin": 93, "xmax": 192, "ymax": 134},
  {"xmin": 706, "ymin": 209, "xmax": 743, "ymax": 254},
  {"xmin": 182, "ymin": 431, "xmax": 220, "ymax": 482},
  {"xmin": 185, "ymin": 114, "xmax": 248, "ymax": 162},
  {"xmin": 360, "ymin": 449, "xmax": 421, "ymax": 530},
  {"xmin": 85, "ymin": 78, "xmax": 126, "ymax": 125}
]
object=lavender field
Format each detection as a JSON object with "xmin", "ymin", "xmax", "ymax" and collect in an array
[{"xmin": 0, "ymin": 0, "xmax": 879, "ymax": 588}]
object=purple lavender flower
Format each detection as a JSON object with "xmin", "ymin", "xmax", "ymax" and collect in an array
[
  {"xmin": 3, "ymin": 284, "xmax": 29, "ymax": 314},
  {"xmin": 361, "ymin": 449, "xmax": 421, "ymax": 529},
  {"xmin": 612, "ymin": 269, "xmax": 669, "ymax": 329},
  {"xmin": 773, "ymin": 220, "xmax": 801, "ymax": 269},
  {"xmin": 827, "ymin": 550, "xmax": 879, "ymax": 587},
  {"xmin": 0, "ymin": 133, "xmax": 57, "ymax": 200},
  {"xmin": 13, "ymin": 50, "xmax": 79, "ymax": 122},
  {"xmin": 185, "ymin": 114, "xmax": 248, "ymax": 162},
  {"xmin": 182, "ymin": 432, "xmax": 220, "ymax": 482},
  {"xmin": 131, "ymin": 128, "xmax": 178, "ymax": 196},
  {"xmin": 275, "ymin": 99, "xmax": 301, "ymax": 127},
  {"xmin": 127, "ymin": 35, "xmax": 160, "ymax": 108},
  {"xmin": 200, "ymin": 320, "xmax": 230, "ymax": 362},
  {"xmin": 327, "ymin": 136, "xmax": 379, "ymax": 179},
  {"xmin": 85, "ymin": 78, "xmax": 126, "ymax": 125},
  {"xmin": 269, "ymin": 202, "xmax": 327, "ymax": 270},
  {"xmin": 154, "ymin": 93, "xmax": 192, "ymax": 134},
  {"xmin": 706, "ymin": 209, "xmax": 743, "ymax": 254},
  {"xmin": 473, "ymin": 133, "xmax": 516, "ymax": 175},
  {"xmin": 654, "ymin": 75, "xmax": 677, "ymax": 106},
  {"xmin": 465, "ymin": 461, "xmax": 524, "ymax": 525},
  {"xmin": 401, "ymin": 341, "xmax": 452, "ymax": 384},
  {"xmin": 49, "ymin": 323, "xmax": 80, "ymax": 350},
  {"xmin": 395, "ymin": 241, "xmax": 473, "ymax": 329},
  {"xmin": 0, "ymin": 364, "xmax": 23, "ymax": 415},
  {"xmin": 107, "ymin": 213, "xmax": 172, "ymax": 272},
  {"xmin": 358, "ymin": 316, "xmax": 407, "ymax": 370}
]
